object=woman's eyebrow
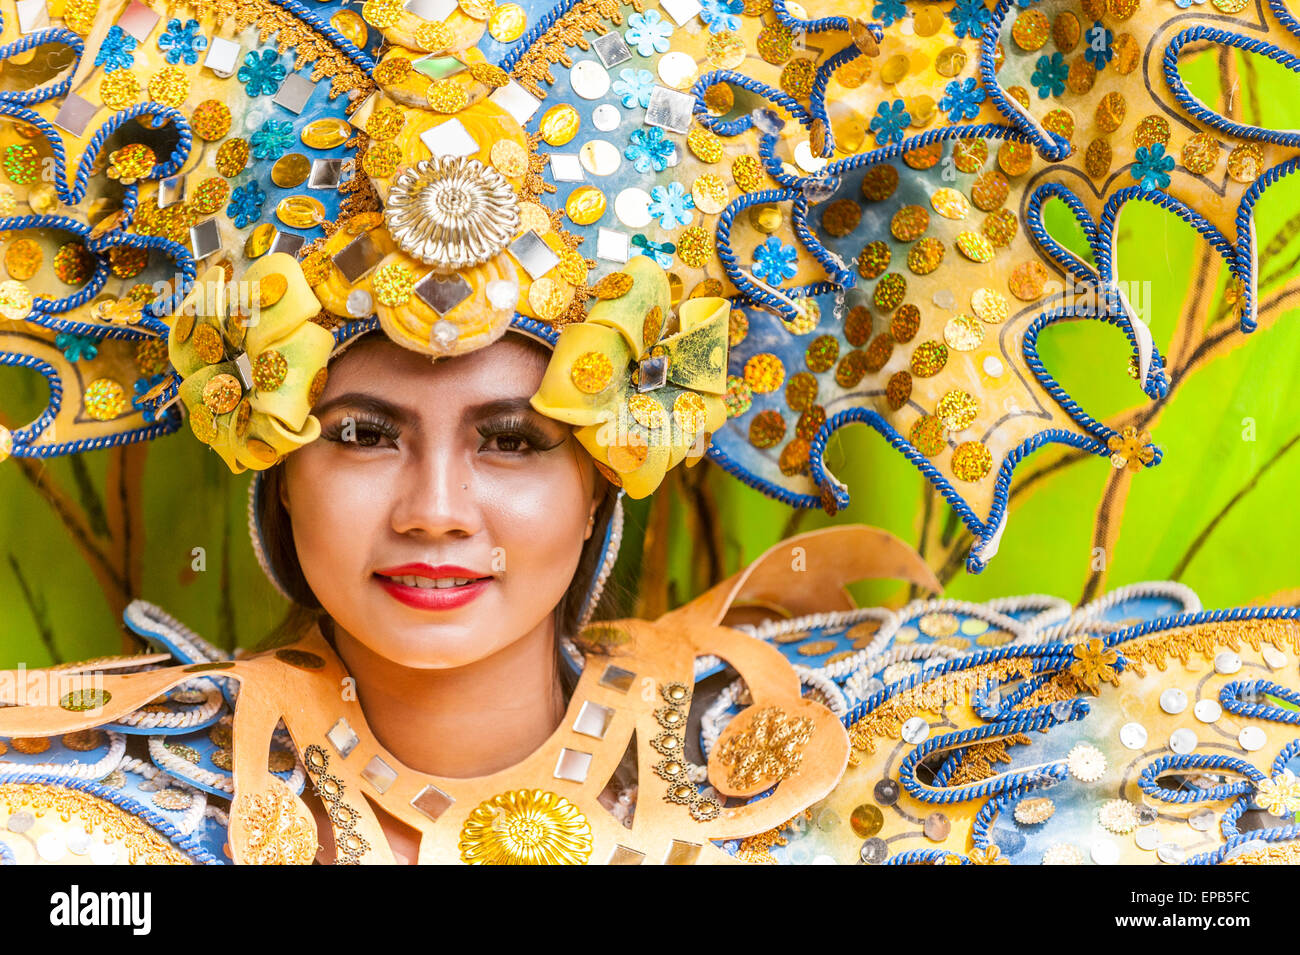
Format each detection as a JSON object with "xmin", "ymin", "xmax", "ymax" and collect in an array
[
  {"xmin": 461, "ymin": 396, "xmax": 543, "ymax": 423},
  {"xmin": 312, "ymin": 392, "xmax": 412, "ymax": 423}
]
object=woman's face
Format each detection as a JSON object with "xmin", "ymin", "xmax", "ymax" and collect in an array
[{"xmin": 282, "ymin": 333, "xmax": 601, "ymax": 669}]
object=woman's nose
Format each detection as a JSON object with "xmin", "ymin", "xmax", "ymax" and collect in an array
[{"xmin": 389, "ymin": 446, "xmax": 484, "ymax": 539}]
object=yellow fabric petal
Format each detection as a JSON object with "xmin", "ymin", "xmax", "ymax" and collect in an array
[
  {"xmin": 584, "ymin": 256, "xmax": 669, "ymax": 356},
  {"xmin": 529, "ymin": 322, "xmax": 631, "ymax": 427},
  {"xmin": 243, "ymin": 253, "xmax": 325, "ymax": 354},
  {"xmin": 575, "ymin": 420, "xmax": 670, "ymax": 499},
  {"xmin": 659, "ymin": 297, "xmax": 729, "ymax": 394},
  {"xmin": 248, "ymin": 321, "xmax": 335, "ymax": 431}
]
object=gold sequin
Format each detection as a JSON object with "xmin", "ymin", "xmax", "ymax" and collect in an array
[
  {"xmin": 907, "ymin": 237, "xmax": 945, "ymax": 275},
  {"xmin": 488, "ymin": 2, "xmax": 527, "ymax": 40},
  {"xmin": 732, "ymin": 155, "xmax": 765, "ymax": 192},
  {"xmin": 1067, "ymin": 58, "xmax": 1097, "ymax": 95},
  {"xmin": 191, "ymin": 100, "xmax": 231, "ymax": 141},
  {"xmin": 903, "ymin": 142, "xmax": 943, "ymax": 171},
  {"xmin": 565, "ymin": 185, "xmax": 606, "ymax": 225},
  {"xmin": 203, "ymin": 374, "xmax": 243, "ymax": 415},
  {"xmin": 1011, "ymin": 9, "xmax": 1049, "ymax": 50},
  {"xmin": 805, "ymin": 335, "xmax": 838, "ymax": 372},
  {"xmin": 931, "ymin": 187, "xmax": 970, "ymax": 220},
  {"xmin": 5, "ymin": 239, "xmax": 41, "ymax": 280},
  {"xmin": 676, "ymin": 225, "xmax": 712, "ymax": 267},
  {"xmin": 627, "ymin": 393, "xmax": 667, "ymax": 430},
  {"xmin": 528, "ymin": 276, "xmax": 570, "ymax": 321},
  {"xmin": 821, "ymin": 199, "xmax": 862, "ymax": 237},
  {"xmin": 952, "ymin": 139, "xmax": 988, "ymax": 174},
  {"xmin": 1008, "ymin": 260, "xmax": 1049, "ymax": 300},
  {"xmin": 415, "ymin": 21, "xmax": 454, "ymax": 51},
  {"xmin": 1112, "ymin": 33, "xmax": 1140, "ymax": 73},
  {"xmin": 785, "ymin": 371, "xmax": 818, "ymax": 411},
  {"xmin": 490, "ymin": 140, "xmax": 528, "ymax": 179},
  {"xmin": 885, "ymin": 370, "xmax": 911, "ymax": 409},
  {"xmin": 860, "ymin": 164, "xmax": 899, "ymax": 202},
  {"xmin": 873, "ymin": 273, "xmax": 906, "ymax": 311},
  {"xmin": 955, "ymin": 231, "xmax": 995, "ymax": 263},
  {"xmin": 891, "ymin": 303, "xmax": 920, "ymax": 343},
  {"xmin": 148, "ymin": 66, "xmax": 189, "ymax": 107},
  {"xmin": 1053, "ymin": 12, "xmax": 1080, "ymax": 51},
  {"xmin": 216, "ymin": 139, "xmax": 250, "ymax": 178},
  {"xmin": 910, "ymin": 341, "xmax": 947, "ymax": 377},
  {"xmin": 1181, "ymin": 133, "xmax": 1219, "ymax": 176},
  {"xmin": 952, "ymin": 441, "xmax": 993, "ymax": 481},
  {"xmin": 972, "ymin": 287, "xmax": 1010, "ymax": 324},
  {"xmin": 936, "ymin": 47, "xmax": 968, "ymax": 78},
  {"xmin": 997, "ymin": 141, "xmax": 1033, "ymax": 177},
  {"xmin": 277, "ymin": 195, "xmax": 326, "ymax": 229},
  {"xmin": 557, "ymin": 250, "xmax": 589, "ymax": 286},
  {"xmin": 373, "ymin": 262, "xmax": 414, "ymax": 306},
  {"xmin": 844, "ymin": 305, "xmax": 873, "ymax": 346},
  {"xmin": 982, "ymin": 209, "xmax": 1017, "ymax": 247},
  {"xmin": 1227, "ymin": 143, "xmax": 1263, "ymax": 183},
  {"xmin": 361, "ymin": 0, "xmax": 401, "ymax": 27},
  {"xmin": 302, "ymin": 118, "xmax": 352, "ymax": 150},
  {"xmin": 944, "ymin": 313, "xmax": 984, "ymax": 351},
  {"xmin": 1084, "ymin": 138, "xmax": 1112, "ymax": 179},
  {"xmin": 970, "ymin": 170, "xmax": 1009, "ymax": 211},
  {"xmin": 84, "ymin": 378, "xmax": 127, "ymax": 420},
  {"xmin": 674, "ymin": 392, "xmax": 709, "ymax": 433},
  {"xmin": 834, "ymin": 349, "xmax": 868, "ymax": 388},
  {"xmin": 1132, "ymin": 115, "xmax": 1171, "ymax": 150},
  {"xmin": 858, "ymin": 240, "xmax": 890, "ymax": 279},
  {"xmin": 757, "ymin": 23, "xmax": 796, "ymax": 64},
  {"xmin": 691, "ymin": 175, "xmax": 729, "ymax": 215},
  {"xmin": 1108, "ymin": 0, "xmax": 1138, "ymax": 19},
  {"xmin": 910, "ymin": 415, "xmax": 945, "ymax": 456},
  {"xmin": 1042, "ymin": 108, "xmax": 1074, "ymax": 142},
  {"xmin": 99, "ymin": 70, "xmax": 140, "ymax": 110},
  {"xmin": 571, "ymin": 351, "xmax": 613, "ymax": 393},
  {"xmin": 744, "ymin": 353, "xmax": 785, "ymax": 393},
  {"xmin": 426, "ymin": 80, "xmax": 469, "ymax": 114},
  {"xmin": 891, "ymin": 205, "xmax": 930, "ymax": 242},
  {"xmin": 748, "ymin": 409, "xmax": 786, "ymax": 448},
  {"xmin": 936, "ymin": 390, "xmax": 977, "ymax": 430}
]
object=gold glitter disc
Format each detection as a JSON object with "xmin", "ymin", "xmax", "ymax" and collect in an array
[
  {"xmin": 936, "ymin": 390, "xmax": 977, "ymax": 430},
  {"xmin": 952, "ymin": 441, "xmax": 993, "ymax": 481}
]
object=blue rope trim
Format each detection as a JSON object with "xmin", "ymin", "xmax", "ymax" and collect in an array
[
  {"xmin": 1234, "ymin": 156, "xmax": 1300, "ymax": 332},
  {"xmin": 1220, "ymin": 679, "xmax": 1300, "ymax": 726},
  {"xmin": 0, "ymin": 771, "xmax": 222, "ymax": 864},
  {"xmin": 883, "ymin": 848, "xmax": 964, "ymax": 864},
  {"xmin": 977, "ymin": 0, "xmax": 1070, "ymax": 162},
  {"xmin": 267, "ymin": 0, "xmax": 376, "ymax": 73},
  {"xmin": 0, "ymin": 29, "xmax": 83, "ymax": 105},
  {"xmin": 1137, "ymin": 752, "xmax": 1263, "ymax": 804}
]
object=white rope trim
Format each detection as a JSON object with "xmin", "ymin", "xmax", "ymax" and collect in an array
[
  {"xmin": 0, "ymin": 730, "xmax": 126, "ymax": 781},
  {"xmin": 124, "ymin": 600, "xmax": 230, "ymax": 665},
  {"xmin": 114, "ymin": 684, "xmax": 223, "ymax": 730}
]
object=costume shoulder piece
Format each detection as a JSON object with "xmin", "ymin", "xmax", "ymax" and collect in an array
[
  {"xmin": 3, "ymin": 0, "xmax": 1293, "ymax": 566},
  {"xmin": 716, "ymin": 582, "xmax": 1300, "ymax": 865},
  {"xmin": 0, "ymin": 525, "xmax": 941, "ymax": 865}
]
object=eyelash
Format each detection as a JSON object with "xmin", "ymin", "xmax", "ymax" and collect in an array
[
  {"xmin": 320, "ymin": 413, "xmax": 400, "ymax": 448},
  {"xmin": 318, "ymin": 413, "xmax": 561, "ymax": 454},
  {"xmin": 477, "ymin": 415, "xmax": 563, "ymax": 455}
]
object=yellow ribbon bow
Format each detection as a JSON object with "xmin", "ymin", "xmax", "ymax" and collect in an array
[
  {"xmin": 531, "ymin": 257, "xmax": 730, "ymax": 498},
  {"xmin": 169, "ymin": 254, "xmax": 335, "ymax": 473}
]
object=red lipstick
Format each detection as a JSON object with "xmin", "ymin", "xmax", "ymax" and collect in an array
[{"xmin": 372, "ymin": 563, "xmax": 492, "ymax": 611}]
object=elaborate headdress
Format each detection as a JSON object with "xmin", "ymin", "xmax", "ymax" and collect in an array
[{"xmin": 0, "ymin": 0, "xmax": 1292, "ymax": 575}]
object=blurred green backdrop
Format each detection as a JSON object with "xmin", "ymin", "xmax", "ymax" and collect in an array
[{"xmin": 4, "ymin": 47, "xmax": 1300, "ymax": 665}]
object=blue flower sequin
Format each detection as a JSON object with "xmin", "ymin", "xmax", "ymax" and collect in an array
[
  {"xmin": 1030, "ymin": 52, "xmax": 1068, "ymax": 99},
  {"xmin": 250, "ymin": 119, "xmax": 295, "ymax": 160},
  {"xmin": 700, "ymin": 0, "xmax": 743, "ymax": 33},
  {"xmin": 1083, "ymin": 22, "xmax": 1113, "ymax": 70},
  {"xmin": 647, "ymin": 182, "xmax": 694, "ymax": 229},
  {"xmin": 132, "ymin": 373, "xmax": 166, "ymax": 423},
  {"xmin": 238, "ymin": 49, "xmax": 287, "ymax": 97},
  {"xmin": 611, "ymin": 67, "xmax": 655, "ymax": 109},
  {"xmin": 227, "ymin": 181, "xmax": 267, "ymax": 228},
  {"xmin": 1173, "ymin": 0, "xmax": 1205, "ymax": 7},
  {"xmin": 1132, "ymin": 143, "xmax": 1174, "ymax": 192},
  {"xmin": 752, "ymin": 237, "xmax": 798, "ymax": 285},
  {"xmin": 625, "ymin": 10, "xmax": 672, "ymax": 57},
  {"xmin": 94, "ymin": 25, "xmax": 136, "ymax": 73},
  {"xmin": 157, "ymin": 19, "xmax": 208, "ymax": 66},
  {"xmin": 869, "ymin": 99, "xmax": 911, "ymax": 146},
  {"xmin": 948, "ymin": 0, "xmax": 992, "ymax": 39},
  {"xmin": 939, "ymin": 78, "xmax": 986, "ymax": 122},
  {"xmin": 872, "ymin": 0, "xmax": 907, "ymax": 26},
  {"xmin": 625, "ymin": 127, "xmax": 674, "ymax": 173},
  {"xmin": 632, "ymin": 234, "xmax": 675, "ymax": 268},
  {"xmin": 55, "ymin": 332, "xmax": 98, "ymax": 363}
]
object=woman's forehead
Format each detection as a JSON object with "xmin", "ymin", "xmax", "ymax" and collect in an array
[{"xmin": 325, "ymin": 333, "xmax": 549, "ymax": 400}]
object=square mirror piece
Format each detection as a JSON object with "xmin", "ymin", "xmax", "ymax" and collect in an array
[
  {"xmin": 549, "ymin": 154, "xmax": 584, "ymax": 183},
  {"xmin": 117, "ymin": 0, "xmax": 159, "ymax": 41},
  {"xmin": 361, "ymin": 756, "xmax": 398, "ymax": 794},
  {"xmin": 592, "ymin": 32, "xmax": 632, "ymax": 68},
  {"xmin": 204, "ymin": 37, "xmax": 240, "ymax": 77},
  {"xmin": 508, "ymin": 230, "xmax": 560, "ymax": 280},
  {"xmin": 326, "ymin": 718, "xmax": 359, "ymax": 759},
  {"xmin": 608, "ymin": 845, "xmax": 645, "ymax": 865},
  {"xmin": 411, "ymin": 784, "xmax": 455, "ymax": 822},
  {"xmin": 332, "ymin": 233, "xmax": 384, "ymax": 283},
  {"xmin": 270, "ymin": 231, "xmax": 305, "ymax": 257},
  {"xmin": 414, "ymin": 272, "xmax": 472, "ymax": 316},
  {"xmin": 659, "ymin": 0, "xmax": 703, "ymax": 25},
  {"xmin": 53, "ymin": 94, "xmax": 97, "ymax": 137},
  {"xmin": 645, "ymin": 86, "xmax": 695, "ymax": 134},
  {"xmin": 15, "ymin": 0, "xmax": 48, "ymax": 34},
  {"xmin": 664, "ymin": 839, "xmax": 702, "ymax": 865},
  {"xmin": 189, "ymin": 219, "xmax": 221, "ymax": 259},
  {"xmin": 490, "ymin": 82, "xmax": 542, "ymax": 124},
  {"xmin": 405, "ymin": 0, "xmax": 456, "ymax": 18},
  {"xmin": 573, "ymin": 701, "xmax": 615, "ymax": 740},
  {"xmin": 419, "ymin": 119, "xmax": 478, "ymax": 158},
  {"xmin": 273, "ymin": 74, "xmax": 315, "ymax": 115},
  {"xmin": 158, "ymin": 176, "xmax": 186, "ymax": 209},
  {"xmin": 308, "ymin": 158, "xmax": 347, "ymax": 190},
  {"xmin": 598, "ymin": 664, "xmax": 635, "ymax": 693},
  {"xmin": 553, "ymin": 748, "xmax": 593, "ymax": 783},
  {"xmin": 597, "ymin": 228, "xmax": 630, "ymax": 263}
]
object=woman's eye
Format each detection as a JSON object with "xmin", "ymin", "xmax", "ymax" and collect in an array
[
  {"xmin": 483, "ymin": 433, "xmax": 534, "ymax": 454},
  {"xmin": 322, "ymin": 416, "xmax": 399, "ymax": 448}
]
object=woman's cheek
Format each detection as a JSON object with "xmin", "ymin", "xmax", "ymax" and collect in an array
[{"xmin": 478, "ymin": 460, "xmax": 589, "ymax": 599}]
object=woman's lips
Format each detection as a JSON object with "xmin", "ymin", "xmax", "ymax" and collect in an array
[{"xmin": 372, "ymin": 564, "xmax": 492, "ymax": 611}]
